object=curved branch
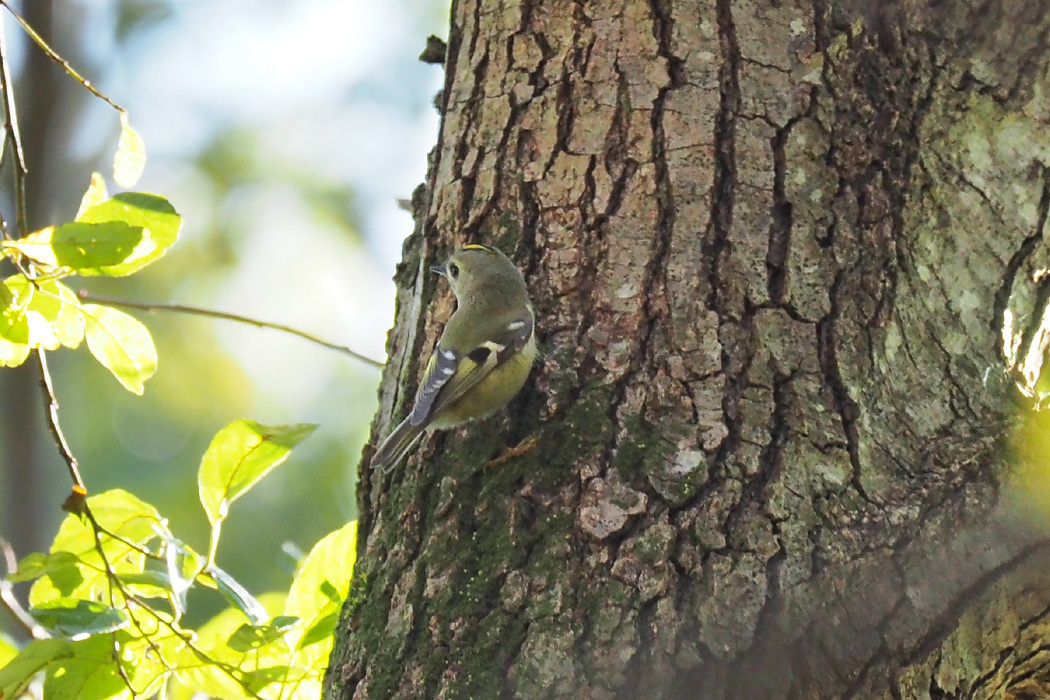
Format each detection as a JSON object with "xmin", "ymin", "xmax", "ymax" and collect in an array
[{"xmin": 77, "ymin": 292, "xmax": 386, "ymax": 370}]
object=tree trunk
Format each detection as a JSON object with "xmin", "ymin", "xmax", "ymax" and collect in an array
[
  {"xmin": 325, "ymin": 1, "xmax": 1050, "ymax": 698},
  {"xmin": 0, "ymin": 0, "xmax": 69, "ymax": 561}
]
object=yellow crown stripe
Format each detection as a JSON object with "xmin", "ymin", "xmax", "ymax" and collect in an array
[{"xmin": 462, "ymin": 243, "xmax": 497, "ymax": 253}]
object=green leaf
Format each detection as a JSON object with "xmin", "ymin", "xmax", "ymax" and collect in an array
[
  {"xmin": 0, "ymin": 638, "xmax": 74, "ymax": 700},
  {"xmin": 171, "ymin": 594, "xmax": 289, "ymax": 700},
  {"xmin": 0, "ymin": 276, "xmax": 84, "ymax": 351},
  {"xmin": 76, "ymin": 173, "xmax": 108, "ymax": 219},
  {"xmin": 0, "ymin": 334, "xmax": 29, "ymax": 366},
  {"xmin": 241, "ymin": 665, "xmax": 290, "ymax": 694},
  {"xmin": 283, "ymin": 521, "xmax": 356, "ymax": 651},
  {"xmin": 116, "ymin": 570, "xmax": 173, "ymax": 598},
  {"xmin": 8, "ymin": 551, "xmax": 82, "ymax": 583},
  {"xmin": 120, "ymin": 629, "xmax": 179, "ymax": 699},
  {"xmin": 30, "ymin": 490, "xmax": 162, "ymax": 607},
  {"xmin": 0, "ymin": 633, "xmax": 18, "ymax": 668},
  {"xmin": 113, "ymin": 112, "xmax": 146, "ymax": 188},
  {"xmin": 207, "ymin": 564, "xmax": 267, "ymax": 625},
  {"xmin": 2, "ymin": 192, "xmax": 178, "ymax": 277},
  {"xmin": 197, "ymin": 420, "xmax": 317, "ymax": 526},
  {"xmin": 6, "ymin": 222, "xmax": 146, "ymax": 276},
  {"xmin": 171, "ymin": 665, "xmax": 249, "ymax": 700},
  {"xmin": 41, "ymin": 280, "xmax": 85, "ymax": 348},
  {"xmin": 180, "ymin": 606, "xmax": 250, "ymax": 664},
  {"xmin": 81, "ymin": 303, "xmax": 157, "ymax": 394},
  {"xmin": 42, "ymin": 635, "xmax": 127, "ymax": 700},
  {"xmin": 297, "ymin": 611, "xmax": 338, "ymax": 649},
  {"xmin": 30, "ymin": 599, "xmax": 129, "ymax": 638},
  {"xmin": 226, "ymin": 616, "xmax": 298, "ymax": 652},
  {"xmin": 155, "ymin": 531, "xmax": 202, "ymax": 615},
  {"xmin": 0, "ymin": 276, "xmax": 30, "ymax": 367},
  {"xmin": 77, "ymin": 193, "xmax": 180, "ymax": 275}
]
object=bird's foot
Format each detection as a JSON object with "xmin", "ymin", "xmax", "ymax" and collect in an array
[{"xmin": 485, "ymin": 435, "xmax": 539, "ymax": 468}]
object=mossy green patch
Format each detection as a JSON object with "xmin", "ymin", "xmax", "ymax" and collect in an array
[
  {"xmin": 613, "ymin": 414, "xmax": 708, "ymax": 505},
  {"xmin": 612, "ymin": 413, "xmax": 669, "ymax": 478},
  {"xmin": 342, "ymin": 571, "xmax": 371, "ymax": 620},
  {"xmin": 631, "ymin": 522, "xmax": 674, "ymax": 564},
  {"xmin": 542, "ymin": 384, "xmax": 615, "ymax": 459}
]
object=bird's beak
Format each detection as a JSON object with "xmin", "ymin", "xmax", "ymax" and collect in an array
[{"xmin": 430, "ymin": 264, "xmax": 446, "ymax": 276}]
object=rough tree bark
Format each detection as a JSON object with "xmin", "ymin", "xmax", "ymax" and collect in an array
[{"xmin": 324, "ymin": 1, "xmax": 1050, "ymax": 698}]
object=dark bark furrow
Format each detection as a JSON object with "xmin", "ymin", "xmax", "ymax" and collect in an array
[
  {"xmin": 991, "ymin": 167, "xmax": 1049, "ymax": 363},
  {"xmin": 707, "ymin": 0, "xmax": 739, "ymax": 315}
]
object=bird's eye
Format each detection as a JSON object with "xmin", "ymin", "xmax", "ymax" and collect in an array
[{"xmin": 448, "ymin": 263, "xmax": 460, "ymax": 278}]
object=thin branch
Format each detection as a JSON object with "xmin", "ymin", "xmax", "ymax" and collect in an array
[
  {"xmin": 94, "ymin": 523, "xmax": 161, "ymax": 561},
  {"xmin": 0, "ymin": 1, "xmax": 125, "ymax": 114},
  {"xmin": 108, "ymin": 633, "xmax": 141, "ymax": 699},
  {"xmin": 0, "ymin": 128, "xmax": 10, "ymax": 240},
  {"xmin": 78, "ymin": 291, "xmax": 386, "ymax": 370},
  {"xmin": 82, "ymin": 508, "xmax": 265, "ymax": 700},
  {"xmin": 82, "ymin": 509, "xmax": 172, "ymax": 681},
  {"xmin": 36, "ymin": 349, "xmax": 86, "ymax": 490},
  {"xmin": 0, "ymin": 537, "xmax": 49, "ymax": 639},
  {"xmin": 0, "ymin": 11, "xmax": 28, "ymax": 238}
]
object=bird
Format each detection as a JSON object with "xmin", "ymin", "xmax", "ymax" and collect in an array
[{"xmin": 370, "ymin": 244, "xmax": 537, "ymax": 472}]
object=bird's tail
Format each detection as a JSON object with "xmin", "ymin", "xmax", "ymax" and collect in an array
[{"xmin": 369, "ymin": 416, "xmax": 425, "ymax": 472}]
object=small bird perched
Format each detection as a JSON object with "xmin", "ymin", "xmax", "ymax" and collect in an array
[{"xmin": 370, "ymin": 244, "xmax": 537, "ymax": 472}]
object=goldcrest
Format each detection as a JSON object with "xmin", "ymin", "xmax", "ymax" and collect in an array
[{"xmin": 370, "ymin": 244, "xmax": 537, "ymax": 471}]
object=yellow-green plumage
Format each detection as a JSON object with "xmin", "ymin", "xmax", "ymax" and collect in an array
[
  {"xmin": 370, "ymin": 245, "xmax": 536, "ymax": 472},
  {"xmin": 430, "ymin": 334, "xmax": 536, "ymax": 427}
]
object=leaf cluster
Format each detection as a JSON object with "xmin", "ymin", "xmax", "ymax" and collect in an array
[
  {"xmin": 1, "ymin": 420, "xmax": 357, "ymax": 700},
  {"xmin": 0, "ymin": 174, "xmax": 178, "ymax": 394}
]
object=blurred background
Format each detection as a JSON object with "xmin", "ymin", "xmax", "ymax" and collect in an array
[{"xmin": 0, "ymin": 0, "xmax": 446, "ymax": 635}]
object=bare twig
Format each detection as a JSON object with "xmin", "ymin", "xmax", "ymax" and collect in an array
[
  {"xmin": 0, "ymin": 131, "xmax": 10, "ymax": 239},
  {"xmin": 0, "ymin": 11, "xmax": 27, "ymax": 238},
  {"xmin": 0, "ymin": 1, "xmax": 125, "ymax": 114},
  {"xmin": 78, "ymin": 291, "xmax": 386, "ymax": 370},
  {"xmin": 0, "ymin": 537, "xmax": 49, "ymax": 639},
  {"xmin": 36, "ymin": 349, "xmax": 86, "ymax": 490}
]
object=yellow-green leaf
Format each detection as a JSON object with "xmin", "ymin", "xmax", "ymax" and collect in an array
[
  {"xmin": 81, "ymin": 303, "xmax": 157, "ymax": 394},
  {"xmin": 0, "ymin": 277, "xmax": 30, "ymax": 366},
  {"xmin": 30, "ymin": 490, "xmax": 162, "ymax": 606},
  {"xmin": 198, "ymin": 420, "xmax": 317, "ymax": 526},
  {"xmin": 78, "ymin": 193, "xmax": 179, "ymax": 246},
  {"xmin": 48, "ymin": 280, "xmax": 85, "ymax": 348},
  {"xmin": 5, "ymin": 221, "xmax": 144, "ymax": 274},
  {"xmin": 30, "ymin": 599, "xmax": 129, "ymax": 638},
  {"xmin": 283, "ymin": 521, "xmax": 356, "ymax": 652},
  {"xmin": 42, "ymin": 635, "xmax": 126, "ymax": 700},
  {"xmin": 226, "ymin": 617, "xmax": 297, "ymax": 653},
  {"xmin": 7, "ymin": 192, "xmax": 179, "ymax": 277},
  {"xmin": 0, "ymin": 633, "xmax": 17, "ymax": 668},
  {"xmin": 171, "ymin": 593, "xmax": 288, "ymax": 700},
  {"xmin": 2, "ymin": 226, "xmax": 56, "ymax": 267},
  {"xmin": 76, "ymin": 173, "xmax": 108, "ymax": 219},
  {"xmin": 2, "ymin": 276, "xmax": 84, "ymax": 351},
  {"xmin": 9, "ymin": 551, "xmax": 82, "ymax": 583},
  {"xmin": 114, "ymin": 112, "xmax": 146, "ymax": 187},
  {"xmin": 121, "ymin": 629, "xmax": 179, "ymax": 699},
  {"xmin": 0, "ymin": 638, "xmax": 75, "ymax": 700},
  {"xmin": 207, "ymin": 563, "xmax": 267, "ymax": 624}
]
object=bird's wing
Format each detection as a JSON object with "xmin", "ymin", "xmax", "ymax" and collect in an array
[{"xmin": 408, "ymin": 315, "xmax": 533, "ymax": 427}]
